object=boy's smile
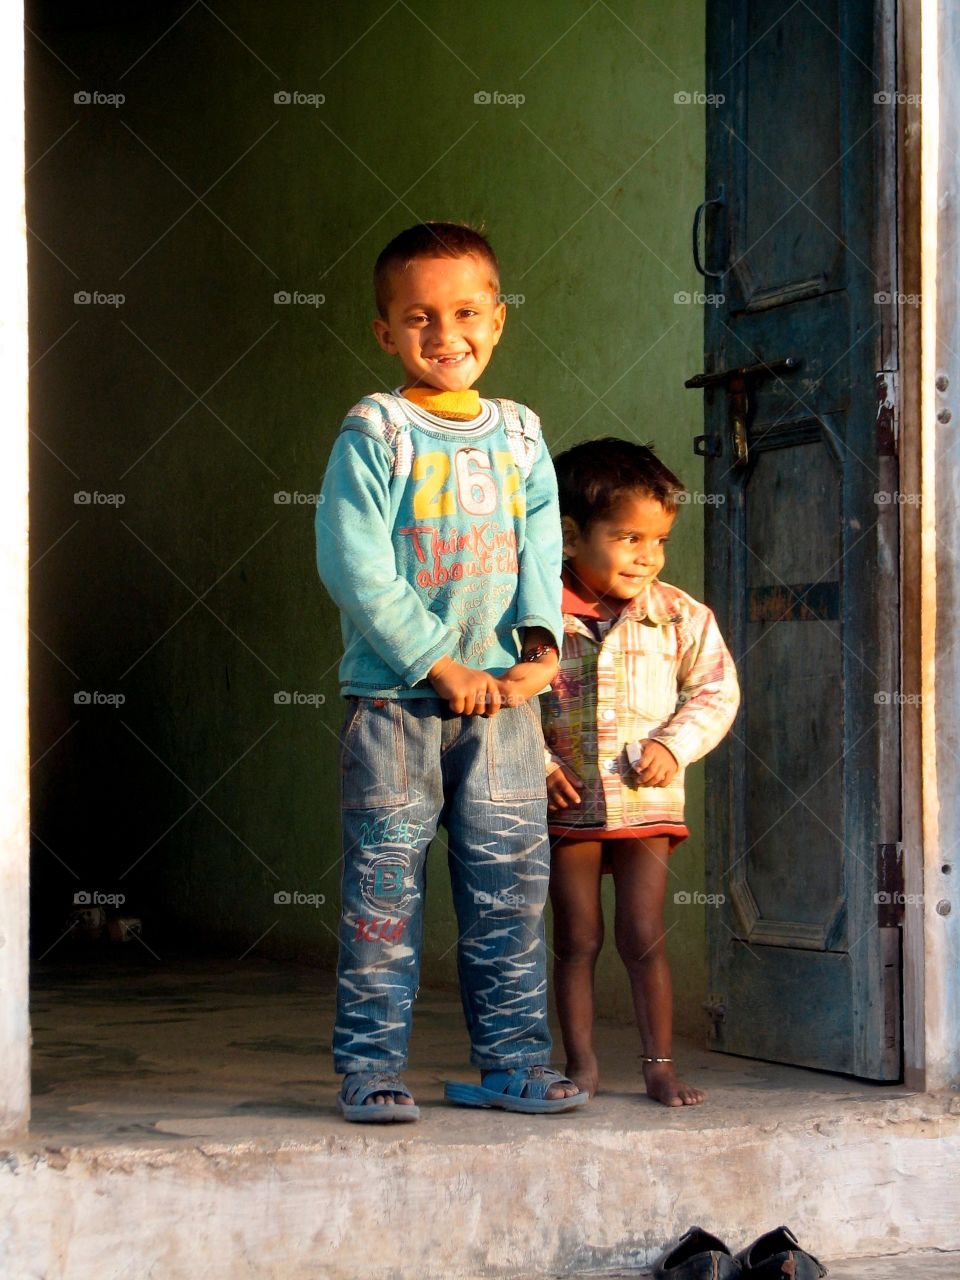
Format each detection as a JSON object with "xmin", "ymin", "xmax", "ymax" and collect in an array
[
  {"xmin": 372, "ymin": 255, "xmax": 506, "ymax": 393},
  {"xmin": 563, "ymin": 493, "xmax": 676, "ymax": 614}
]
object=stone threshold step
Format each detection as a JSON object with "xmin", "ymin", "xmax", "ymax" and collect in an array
[{"xmin": 3, "ymin": 1093, "xmax": 960, "ymax": 1278}]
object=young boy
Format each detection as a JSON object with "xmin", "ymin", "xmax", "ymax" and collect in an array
[
  {"xmin": 542, "ymin": 438, "xmax": 740, "ymax": 1107},
  {"xmin": 316, "ymin": 222, "xmax": 587, "ymax": 1121}
]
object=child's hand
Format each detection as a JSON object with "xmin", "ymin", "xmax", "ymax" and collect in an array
[
  {"xmin": 546, "ymin": 763, "xmax": 582, "ymax": 814},
  {"xmin": 427, "ymin": 656, "xmax": 504, "ymax": 716},
  {"xmin": 631, "ymin": 739, "xmax": 679, "ymax": 788},
  {"xmin": 497, "ymin": 651, "xmax": 560, "ymax": 707}
]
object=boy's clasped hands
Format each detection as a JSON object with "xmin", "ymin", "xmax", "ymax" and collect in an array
[{"xmin": 427, "ymin": 627, "xmax": 559, "ymax": 716}]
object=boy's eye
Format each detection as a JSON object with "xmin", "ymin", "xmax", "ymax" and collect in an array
[{"xmin": 458, "ymin": 308, "xmax": 477, "ymax": 319}]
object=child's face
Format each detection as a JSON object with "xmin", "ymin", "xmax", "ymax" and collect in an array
[
  {"xmin": 563, "ymin": 493, "xmax": 676, "ymax": 606},
  {"xmin": 372, "ymin": 254, "xmax": 506, "ymax": 392}
]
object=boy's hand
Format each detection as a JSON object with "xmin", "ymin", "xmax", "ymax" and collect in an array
[
  {"xmin": 427, "ymin": 655, "xmax": 504, "ymax": 716},
  {"xmin": 546, "ymin": 763, "xmax": 582, "ymax": 813},
  {"xmin": 631, "ymin": 739, "xmax": 679, "ymax": 788},
  {"xmin": 497, "ymin": 650, "xmax": 559, "ymax": 707},
  {"xmin": 496, "ymin": 627, "xmax": 559, "ymax": 706}
]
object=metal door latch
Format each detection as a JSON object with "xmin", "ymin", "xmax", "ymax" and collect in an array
[{"xmin": 685, "ymin": 356, "xmax": 801, "ymax": 467}]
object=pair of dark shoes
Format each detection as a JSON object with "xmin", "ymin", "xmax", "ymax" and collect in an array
[{"xmin": 652, "ymin": 1225, "xmax": 827, "ymax": 1279}]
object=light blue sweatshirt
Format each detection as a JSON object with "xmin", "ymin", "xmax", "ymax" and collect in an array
[{"xmin": 317, "ymin": 391, "xmax": 563, "ymax": 697}]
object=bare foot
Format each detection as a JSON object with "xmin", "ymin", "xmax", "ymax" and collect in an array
[
  {"xmin": 565, "ymin": 1053, "xmax": 600, "ymax": 1098},
  {"xmin": 642, "ymin": 1060, "xmax": 704, "ymax": 1107}
]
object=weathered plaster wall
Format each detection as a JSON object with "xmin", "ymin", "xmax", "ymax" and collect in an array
[{"xmin": 26, "ymin": 1, "xmax": 710, "ymax": 1032}]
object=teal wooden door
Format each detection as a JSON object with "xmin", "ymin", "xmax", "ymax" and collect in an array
[{"xmin": 696, "ymin": 0, "xmax": 901, "ymax": 1078}]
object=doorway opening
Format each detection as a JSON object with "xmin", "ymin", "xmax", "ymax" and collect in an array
[{"xmin": 25, "ymin": 0, "xmax": 915, "ymax": 1146}]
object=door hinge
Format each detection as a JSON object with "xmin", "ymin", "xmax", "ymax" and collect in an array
[
  {"xmin": 876, "ymin": 370, "xmax": 899, "ymax": 456},
  {"xmin": 876, "ymin": 841, "xmax": 904, "ymax": 925}
]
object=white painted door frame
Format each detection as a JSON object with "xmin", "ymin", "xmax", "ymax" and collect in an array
[
  {"xmin": 899, "ymin": 0, "xmax": 960, "ymax": 1092},
  {"xmin": 0, "ymin": 0, "xmax": 31, "ymax": 1140}
]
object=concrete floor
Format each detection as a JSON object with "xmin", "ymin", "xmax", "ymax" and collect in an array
[
  {"xmin": 23, "ymin": 951, "xmax": 922, "ymax": 1144},
  {"xmin": 822, "ymin": 1259, "xmax": 960, "ymax": 1278},
  {"xmin": 5, "ymin": 952, "xmax": 960, "ymax": 1278},
  {"xmin": 580, "ymin": 1262, "xmax": 960, "ymax": 1278},
  {"xmin": 582, "ymin": 1263, "xmax": 960, "ymax": 1279}
]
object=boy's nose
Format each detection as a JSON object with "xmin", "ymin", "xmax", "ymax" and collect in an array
[{"xmin": 432, "ymin": 325, "xmax": 458, "ymax": 350}]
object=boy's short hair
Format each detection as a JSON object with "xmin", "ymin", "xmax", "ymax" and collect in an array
[
  {"xmin": 553, "ymin": 437, "xmax": 687, "ymax": 527},
  {"xmin": 374, "ymin": 222, "xmax": 500, "ymax": 318}
]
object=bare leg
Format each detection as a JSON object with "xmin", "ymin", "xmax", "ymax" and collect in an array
[
  {"xmin": 609, "ymin": 839, "xmax": 704, "ymax": 1107},
  {"xmin": 549, "ymin": 839, "xmax": 604, "ymax": 1097}
]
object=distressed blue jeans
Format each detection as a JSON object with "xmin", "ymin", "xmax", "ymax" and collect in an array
[{"xmin": 333, "ymin": 695, "xmax": 552, "ymax": 1075}]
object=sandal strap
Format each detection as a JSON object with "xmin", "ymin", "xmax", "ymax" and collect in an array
[
  {"xmin": 342, "ymin": 1071, "xmax": 412, "ymax": 1106},
  {"xmin": 482, "ymin": 1065, "xmax": 575, "ymax": 1101}
]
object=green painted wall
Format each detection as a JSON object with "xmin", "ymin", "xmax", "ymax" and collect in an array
[{"xmin": 27, "ymin": 0, "xmax": 709, "ymax": 1035}]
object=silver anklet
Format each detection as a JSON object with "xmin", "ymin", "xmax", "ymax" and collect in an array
[{"xmin": 641, "ymin": 1055, "xmax": 673, "ymax": 1064}]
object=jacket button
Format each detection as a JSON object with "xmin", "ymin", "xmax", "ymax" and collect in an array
[{"xmin": 601, "ymin": 709, "xmax": 616, "ymax": 721}]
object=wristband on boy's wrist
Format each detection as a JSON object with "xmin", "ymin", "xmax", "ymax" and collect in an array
[{"xmin": 521, "ymin": 641, "xmax": 559, "ymax": 664}]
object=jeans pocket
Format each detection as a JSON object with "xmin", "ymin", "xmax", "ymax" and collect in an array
[
  {"xmin": 340, "ymin": 699, "xmax": 409, "ymax": 810},
  {"xmin": 487, "ymin": 698, "xmax": 548, "ymax": 802}
]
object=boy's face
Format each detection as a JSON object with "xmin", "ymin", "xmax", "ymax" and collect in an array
[
  {"xmin": 563, "ymin": 493, "xmax": 676, "ymax": 606},
  {"xmin": 372, "ymin": 254, "xmax": 506, "ymax": 392}
]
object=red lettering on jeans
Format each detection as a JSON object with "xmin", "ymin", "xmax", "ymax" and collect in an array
[{"xmin": 353, "ymin": 917, "xmax": 407, "ymax": 944}]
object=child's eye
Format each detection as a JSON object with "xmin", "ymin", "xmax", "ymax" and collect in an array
[{"xmin": 458, "ymin": 309, "xmax": 478, "ymax": 319}]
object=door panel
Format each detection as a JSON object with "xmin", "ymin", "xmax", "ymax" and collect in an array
[
  {"xmin": 701, "ymin": 0, "xmax": 900, "ymax": 1079},
  {"xmin": 735, "ymin": 1, "xmax": 845, "ymax": 308}
]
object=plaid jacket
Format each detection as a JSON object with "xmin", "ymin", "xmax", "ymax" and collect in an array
[{"xmin": 540, "ymin": 575, "xmax": 740, "ymax": 832}]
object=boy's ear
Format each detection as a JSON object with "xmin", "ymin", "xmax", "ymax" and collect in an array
[
  {"xmin": 490, "ymin": 299, "xmax": 507, "ymax": 345},
  {"xmin": 561, "ymin": 515, "xmax": 581, "ymax": 559},
  {"xmin": 372, "ymin": 316, "xmax": 397, "ymax": 354}
]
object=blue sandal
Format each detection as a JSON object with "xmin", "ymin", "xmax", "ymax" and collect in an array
[
  {"xmin": 338, "ymin": 1071, "xmax": 420, "ymax": 1123},
  {"xmin": 444, "ymin": 1065, "xmax": 589, "ymax": 1114}
]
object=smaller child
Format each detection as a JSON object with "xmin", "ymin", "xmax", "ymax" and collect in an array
[{"xmin": 542, "ymin": 438, "xmax": 740, "ymax": 1107}]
